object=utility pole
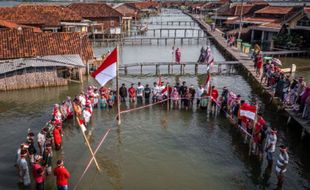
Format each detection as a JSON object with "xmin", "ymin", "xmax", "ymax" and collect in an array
[{"xmin": 238, "ymin": 0, "xmax": 244, "ymax": 39}]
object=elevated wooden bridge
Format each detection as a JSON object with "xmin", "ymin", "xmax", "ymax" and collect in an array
[
  {"xmin": 92, "ymin": 36, "xmax": 211, "ymax": 46},
  {"xmin": 118, "ymin": 61, "xmax": 239, "ymax": 75},
  {"xmin": 132, "ymin": 20, "xmax": 197, "ymax": 26}
]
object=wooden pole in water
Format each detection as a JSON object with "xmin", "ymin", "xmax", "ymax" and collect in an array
[
  {"xmin": 117, "ymin": 45, "xmax": 121, "ymax": 125},
  {"xmin": 76, "ymin": 117, "xmax": 101, "ymax": 171}
]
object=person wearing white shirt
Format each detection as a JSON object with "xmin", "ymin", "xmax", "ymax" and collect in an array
[
  {"xmin": 265, "ymin": 128, "xmax": 277, "ymax": 167},
  {"xmin": 195, "ymin": 85, "xmax": 204, "ymax": 106},
  {"xmin": 136, "ymin": 82, "xmax": 144, "ymax": 103}
]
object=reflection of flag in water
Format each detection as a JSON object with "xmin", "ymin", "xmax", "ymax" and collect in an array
[
  {"xmin": 204, "ymin": 72, "xmax": 211, "ymax": 94},
  {"xmin": 205, "ymin": 47, "xmax": 214, "ymax": 70},
  {"xmin": 240, "ymin": 104, "xmax": 257, "ymax": 120},
  {"xmin": 91, "ymin": 48, "xmax": 117, "ymax": 86}
]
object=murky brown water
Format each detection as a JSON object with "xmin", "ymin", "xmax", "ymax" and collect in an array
[{"xmin": 0, "ymin": 9, "xmax": 309, "ymax": 190}]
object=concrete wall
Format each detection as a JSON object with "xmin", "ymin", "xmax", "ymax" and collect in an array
[{"xmin": 0, "ymin": 69, "xmax": 68, "ymax": 91}]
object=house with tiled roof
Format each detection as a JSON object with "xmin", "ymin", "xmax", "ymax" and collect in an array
[
  {"xmin": 68, "ymin": 3, "xmax": 123, "ymax": 37},
  {"xmin": 113, "ymin": 3, "xmax": 140, "ymax": 32},
  {"xmin": 0, "ymin": 28, "xmax": 93, "ymax": 90},
  {"xmin": 213, "ymin": 3, "xmax": 268, "ymax": 28},
  {"xmin": 0, "ymin": 5, "xmax": 88, "ymax": 32},
  {"xmin": 245, "ymin": 6, "xmax": 303, "ymax": 48}
]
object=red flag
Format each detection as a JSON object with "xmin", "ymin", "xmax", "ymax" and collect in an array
[{"xmin": 91, "ymin": 48, "xmax": 117, "ymax": 86}]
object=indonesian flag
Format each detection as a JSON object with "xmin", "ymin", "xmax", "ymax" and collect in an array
[
  {"xmin": 161, "ymin": 86, "xmax": 168, "ymax": 96},
  {"xmin": 157, "ymin": 75, "xmax": 162, "ymax": 86},
  {"xmin": 204, "ymin": 72, "xmax": 211, "ymax": 94},
  {"xmin": 91, "ymin": 48, "xmax": 117, "ymax": 86},
  {"xmin": 240, "ymin": 104, "xmax": 257, "ymax": 120},
  {"xmin": 205, "ymin": 47, "xmax": 214, "ymax": 68}
]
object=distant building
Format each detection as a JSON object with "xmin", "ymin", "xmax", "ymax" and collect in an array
[
  {"xmin": 0, "ymin": 28, "xmax": 93, "ymax": 91},
  {"xmin": 68, "ymin": 3, "xmax": 123, "ymax": 38},
  {"xmin": 0, "ymin": 5, "xmax": 88, "ymax": 32}
]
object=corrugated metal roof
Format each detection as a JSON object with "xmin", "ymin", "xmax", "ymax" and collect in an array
[{"xmin": 0, "ymin": 54, "xmax": 85, "ymax": 74}]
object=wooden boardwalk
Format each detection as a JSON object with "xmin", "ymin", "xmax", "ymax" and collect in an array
[
  {"xmin": 132, "ymin": 20, "xmax": 197, "ymax": 26},
  {"xmin": 188, "ymin": 13, "xmax": 310, "ymax": 136},
  {"xmin": 92, "ymin": 36, "xmax": 211, "ymax": 46},
  {"xmin": 262, "ymin": 50, "xmax": 308, "ymax": 57},
  {"xmin": 119, "ymin": 61, "xmax": 239, "ymax": 75}
]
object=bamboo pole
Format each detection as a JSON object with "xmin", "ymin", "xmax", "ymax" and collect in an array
[
  {"xmin": 117, "ymin": 45, "xmax": 121, "ymax": 125},
  {"xmin": 76, "ymin": 117, "xmax": 101, "ymax": 171}
]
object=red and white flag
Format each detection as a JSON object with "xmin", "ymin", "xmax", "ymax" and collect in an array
[
  {"xmin": 206, "ymin": 47, "xmax": 214, "ymax": 67},
  {"xmin": 240, "ymin": 104, "xmax": 257, "ymax": 120},
  {"xmin": 157, "ymin": 75, "xmax": 162, "ymax": 86},
  {"xmin": 91, "ymin": 48, "xmax": 117, "ymax": 86},
  {"xmin": 161, "ymin": 86, "xmax": 168, "ymax": 96}
]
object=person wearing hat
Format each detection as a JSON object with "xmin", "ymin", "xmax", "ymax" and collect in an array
[
  {"xmin": 54, "ymin": 160, "xmax": 70, "ymax": 190},
  {"xmin": 37, "ymin": 128, "xmax": 47, "ymax": 155},
  {"xmin": 276, "ymin": 145, "xmax": 289, "ymax": 188},
  {"xmin": 32, "ymin": 155, "xmax": 45, "ymax": 190},
  {"xmin": 17, "ymin": 150, "xmax": 31, "ymax": 186},
  {"xmin": 265, "ymin": 127, "xmax": 277, "ymax": 167},
  {"xmin": 119, "ymin": 83, "xmax": 128, "ymax": 102}
]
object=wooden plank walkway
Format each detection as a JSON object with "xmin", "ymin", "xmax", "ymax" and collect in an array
[
  {"xmin": 262, "ymin": 50, "xmax": 308, "ymax": 56},
  {"xmin": 188, "ymin": 13, "xmax": 310, "ymax": 135},
  {"xmin": 119, "ymin": 61, "xmax": 239, "ymax": 75}
]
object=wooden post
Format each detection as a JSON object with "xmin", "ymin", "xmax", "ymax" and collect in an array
[
  {"xmin": 181, "ymin": 38, "xmax": 183, "ymax": 45},
  {"xmin": 140, "ymin": 65, "xmax": 143, "ymax": 75},
  {"xmin": 124, "ymin": 66, "xmax": 128, "ymax": 75},
  {"xmin": 168, "ymin": 64, "xmax": 170, "ymax": 75},
  {"xmin": 182, "ymin": 64, "xmax": 185, "ymax": 74},
  {"xmin": 184, "ymin": 29, "xmax": 187, "ymax": 37},
  {"xmin": 180, "ymin": 64, "xmax": 182, "ymax": 75},
  {"xmin": 218, "ymin": 64, "xmax": 222, "ymax": 73},
  {"xmin": 195, "ymin": 64, "xmax": 198, "ymax": 75},
  {"xmin": 157, "ymin": 38, "xmax": 159, "ymax": 45},
  {"xmin": 160, "ymin": 29, "xmax": 162, "ymax": 37},
  {"xmin": 116, "ymin": 46, "xmax": 121, "ymax": 125},
  {"xmin": 156, "ymin": 64, "xmax": 159, "ymax": 76},
  {"xmin": 153, "ymin": 30, "xmax": 156, "ymax": 37},
  {"xmin": 165, "ymin": 38, "xmax": 167, "ymax": 45}
]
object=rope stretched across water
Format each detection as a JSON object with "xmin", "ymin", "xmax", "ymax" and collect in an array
[{"xmin": 73, "ymin": 96, "xmax": 253, "ymax": 189}]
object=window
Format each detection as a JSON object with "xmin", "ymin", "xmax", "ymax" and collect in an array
[{"xmin": 110, "ymin": 20, "xmax": 115, "ymax": 27}]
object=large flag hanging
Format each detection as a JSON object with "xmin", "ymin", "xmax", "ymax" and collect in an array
[
  {"xmin": 91, "ymin": 48, "xmax": 117, "ymax": 86},
  {"xmin": 240, "ymin": 104, "xmax": 257, "ymax": 120}
]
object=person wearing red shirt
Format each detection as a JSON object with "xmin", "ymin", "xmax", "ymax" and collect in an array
[
  {"xmin": 54, "ymin": 160, "xmax": 70, "ymax": 190},
  {"xmin": 128, "ymin": 83, "xmax": 136, "ymax": 103},
  {"xmin": 53, "ymin": 125, "xmax": 62, "ymax": 150},
  {"xmin": 253, "ymin": 113, "xmax": 266, "ymax": 158},
  {"xmin": 32, "ymin": 155, "xmax": 44, "ymax": 190},
  {"xmin": 210, "ymin": 86, "xmax": 219, "ymax": 112}
]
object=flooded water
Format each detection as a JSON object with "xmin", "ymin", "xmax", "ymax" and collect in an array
[
  {"xmin": 280, "ymin": 57, "xmax": 310, "ymax": 84},
  {"xmin": 0, "ymin": 9, "xmax": 310, "ymax": 190}
]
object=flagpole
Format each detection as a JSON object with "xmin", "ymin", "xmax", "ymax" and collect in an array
[{"xmin": 116, "ymin": 45, "xmax": 121, "ymax": 125}]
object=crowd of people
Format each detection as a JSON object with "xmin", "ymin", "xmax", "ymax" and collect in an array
[
  {"xmin": 15, "ymin": 77, "xmax": 291, "ymax": 189},
  {"xmin": 252, "ymin": 44, "xmax": 310, "ymax": 120}
]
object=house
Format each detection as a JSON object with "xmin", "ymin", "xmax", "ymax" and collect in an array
[
  {"xmin": 0, "ymin": 28, "xmax": 93, "ymax": 91},
  {"xmin": 126, "ymin": 1, "xmax": 160, "ymax": 17},
  {"xmin": 215, "ymin": 2, "xmax": 268, "ymax": 30},
  {"xmin": 0, "ymin": 19, "xmax": 42, "ymax": 32},
  {"xmin": 0, "ymin": 5, "xmax": 87, "ymax": 32},
  {"xmin": 68, "ymin": 3, "xmax": 123, "ymax": 38},
  {"xmin": 113, "ymin": 3, "xmax": 140, "ymax": 32},
  {"xmin": 246, "ymin": 6, "xmax": 302, "ymax": 49}
]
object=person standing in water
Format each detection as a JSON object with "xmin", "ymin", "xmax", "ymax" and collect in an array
[
  {"xmin": 276, "ymin": 145, "xmax": 289, "ymax": 189},
  {"xmin": 54, "ymin": 160, "xmax": 70, "ymax": 190},
  {"xmin": 136, "ymin": 82, "xmax": 144, "ymax": 104},
  {"xmin": 175, "ymin": 48, "xmax": 181, "ymax": 64}
]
